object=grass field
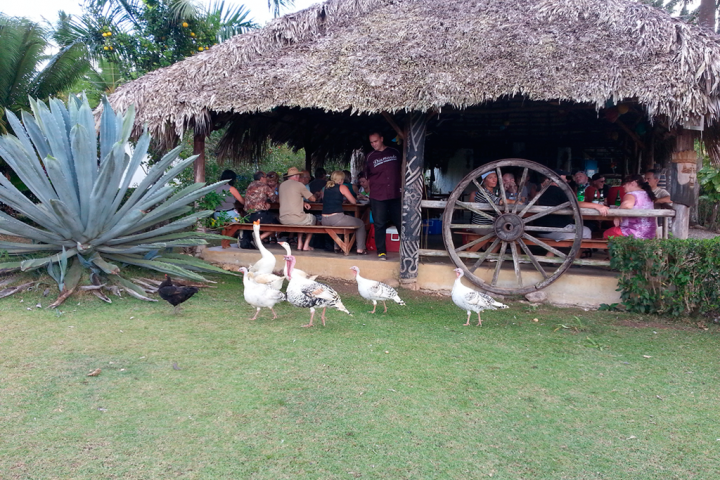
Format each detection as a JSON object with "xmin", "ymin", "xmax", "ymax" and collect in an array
[{"xmin": 1, "ymin": 273, "xmax": 719, "ymax": 479}]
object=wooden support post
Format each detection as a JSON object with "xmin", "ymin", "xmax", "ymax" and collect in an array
[
  {"xmin": 669, "ymin": 129, "xmax": 699, "ymax": 239},
  {"xmin": 400, "ymin": 112, "xmax": 427, "ymax": 285},
  {"xmin": 193, "ymin": 133, "xmax": 206, "ymax": 183}
]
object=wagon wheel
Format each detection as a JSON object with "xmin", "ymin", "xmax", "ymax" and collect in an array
[{"xmin": 441, "ymin": 159, "xmax": 583, "ymax": 295}]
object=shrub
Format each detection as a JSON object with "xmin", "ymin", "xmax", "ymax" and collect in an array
[{"xmin": 609, "ymin": 236, "xmax": 720, "ymax": 316}]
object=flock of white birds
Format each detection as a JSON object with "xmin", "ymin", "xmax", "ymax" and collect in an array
[{"xmin": 239, "ymin": 221, "xmax": 508, "ymax": 327}]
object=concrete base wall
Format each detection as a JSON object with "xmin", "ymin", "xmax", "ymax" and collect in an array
[{"xmin": 201, "ymin": 246, "xmax": 621, "ymax": 308}]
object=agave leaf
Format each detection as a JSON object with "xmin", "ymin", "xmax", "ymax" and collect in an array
[
  {"xmin": 0, "ymin": 211, "xmax": 65, "ymax": 244},
  {"xmin": 36, "ymin": 101, "xmax": 74, "ymax": 185},
  {"xmin": 158, "ymin": 254, "xmax": 238, "ymax": 276},
  {"xmin": 0, "ymin": 242, "xmax": 62, "ymax": 253},
  {"xmin": 0, "ymin": 136, "xmax": 58, "ymax": 207},
  {"xmin": 20, "ymin": 249, "xmax": 78, "ymax": 272},
  {"xmin": 133, "ymin": 185, "xmax": 176, "ymax": 212},
  {"xmin": 50, "ymin": 98, "xmax": 73, "ymax": 141},
  {"xmin": 119, "ymin": 104, "xmax": 135, "ymax": 145},
  {"xmin": 104, "ymin": 253, "xmax": 208, "ymax": 281},
  {"xmin": 5, "ymin": 110, "xmax": 38, "ymax": 163},
  {"xmin": 0, "ymin": 261, "xmax": 22, "ymax": 274},
  {"xmin": 130, "ymin": 232, "xmax": 237, "ymax": 243},
  {"xmin": 70, "ymin": 123, "xmax": 97, "ymax": 227},
  {"xmin": 91, "ymin": 253, "xmax": 120, "ymax": 275},
  {"xmin": 111, "ymin": 274, "xmax": 150, "ymax": 296},
  {"xmin": 45, "ymin": 156, "xmax": 82, "ymax": 219},
  {"xmin": 142, "ymin": 156, "xmax": 199, "ymax": 200},
  {"xmin": 0, "ymin": 172, "xmax": 67, "ymax": 233},
  {"xmin": 107, "ymin": 129, "xmax": 150, "ymax": 219},
  {"xmin": 100, "ymin": 96, "xmax": 118, "ymax": 164},
  {"xmin": 135, "ymin": 183, "xmax": 221, "ymax": 229},
  {"xmin": 127, "ymin": 206, "xmax": 193, "ymax": 235},
  {"xmin": 109, "ymin": 146, "xmax": 185, "ymax": 224},
  {"xmin": 19, "ymin": 110, "xmax": 51, "ymax": 164},
  {"xmin": 76, "ymin": 101, "xmax": 98, "ymax": 186},
  {"xmin": 91, "ymin": 208, "xmax": 145, "ymax": 246},
  {"xmin": 107, "ymin": 211, "xmax": 212, "ymax": 246},
  {"xmin": 49, "ymin": 199, "xmax": 86, "ymax": 241},
  {"xmin": 84, "ymin": 146, "xmax": 119, "ymax": 239},
  {"xmin": 97, "ymin": 239, "xmax": 208, "ymax": 255},
  {"xmin": 63, "ymin": 257, "xmax": 82, "ymax": 292},
  {"xmin": 95, "ymin": 147, "xmax": 131, "ymax": 232}
]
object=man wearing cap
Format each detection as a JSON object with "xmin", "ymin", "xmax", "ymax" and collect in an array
[
  {"xmin": 366, "ymin": 132, "xmax": 402, "ymax": 261},
  {"xmin": 279, "ymin": 167, "xmax": 317, "ymax": 251}
]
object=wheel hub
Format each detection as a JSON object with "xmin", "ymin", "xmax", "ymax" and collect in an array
[{"xmin": 494, "ymin": 213, "xmax": 524, "ymax": 241}]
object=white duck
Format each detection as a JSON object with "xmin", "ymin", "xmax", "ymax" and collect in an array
[
  {"xmin": 451, "ymin": 268, "xmax": 508, "ymax": 326},
  {"xmin": 278, "ymin": 241, "xmax": 317, "ymax": 281},
  {"xmin": 239, "ymin": 267, "xmax": 285, "ymax": 320},
  {"xmin": 284, "ymin": 255, "xmax": 350, "ymax": 327},
  {"xmin": 249, "ymin": 220, "xmax": 276, "ymax": 274},
  {"xmin": 350, "ymin": 266, "xmax": 405, "ymax": 313}
]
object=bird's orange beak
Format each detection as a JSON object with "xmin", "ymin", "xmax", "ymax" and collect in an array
[{"xmin": 253, "ymin": 220, "xmax": 260, "ymax": 226}]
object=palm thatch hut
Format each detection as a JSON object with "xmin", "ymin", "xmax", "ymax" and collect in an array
[{"xmin": 106, "ymin": 0, "xmax": 720, "ymax": 286}]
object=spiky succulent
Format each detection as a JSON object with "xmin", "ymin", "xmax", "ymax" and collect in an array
[{"xmin": 0, "ymin": 95, "xmax": 231, "ymax": 301}]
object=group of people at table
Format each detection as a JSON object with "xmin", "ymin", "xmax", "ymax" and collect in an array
[
  {"xmin": 472, "ymin": 168, "xmax": 672, "ymax": 242},
  {"xmin": 213, "ymin": 132, "xmax": 402, "ymax": 260}
]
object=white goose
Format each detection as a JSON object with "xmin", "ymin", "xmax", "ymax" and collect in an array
[
  {"xmin": 451, "ymin": 268, "xmax": 508, "ymax": 326},
  {"xmin": 249, "ymin": 220, "xmax": 276, "ymax": 274},
  {"xmin": 284, "ymin": 255, "xmax": 350, "ymax": 327},
  {"xmin": 239, "ymin": 267, "xmax": 285, "ymax": 320},
  {"xmin": 278, "ymin": 241, "xmax": 317, "ymax": 281},
  {"xmin": 350, "ymin": 266, "xmax": 405, "ymax": 313}
]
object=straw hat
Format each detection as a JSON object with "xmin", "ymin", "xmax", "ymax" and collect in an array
[{"xmin": 283, "ymin": 167, "xmax": 301, "ymax": 178}]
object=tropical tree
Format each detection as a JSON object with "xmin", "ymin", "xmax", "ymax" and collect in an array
[
  {"xmin": 0, "ymin": 95, "xmax": 232, "ymax": 306},
  {"xmin": 0, "ymin": 15, "xmax": 89, "ymax": 134},
  {"xmin": 54, "ymin": 0, "xmax": 265, "ymax": 79},
  {"xmin": 641, "ymin": 0, "xmax": 716, "ymax": 31}
]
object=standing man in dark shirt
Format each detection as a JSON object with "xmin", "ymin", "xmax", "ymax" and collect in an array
[{"xmin": 365, "ymin": 132, "xmax": 402, "ymax": 261}]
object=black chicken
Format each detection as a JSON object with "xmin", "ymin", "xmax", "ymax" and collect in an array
[{"xmin": 158, "ymin": 274, "xmax": 199, "ymax": 313}]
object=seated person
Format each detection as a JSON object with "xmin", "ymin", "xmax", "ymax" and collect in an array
[
  {"xmin": 308, "ymin": 168, "xmax": 327, "ymax": 200},
  {"xmin": 603, "ymin": 174, "xmax": 657, "ymax": 240},
  {"xmin": 278, "ymin": 167, "xmax": 317, "ymax": 251},
  {"xmin": 583, "ymin": 173, "xmax": 606, "ymax": 203},
  {"xmin": 322, "ymin": 171, "xmax": 367, "ymax": 254},
  {"xmin": 534, "ymin": 171, "xmax": 609, "ymax": 242},
  {"xmin": 357, "ymin": 173, "xmax": 370, "ymax": 202},
  {"xmin": 644, "ymin": 169, "xmax": 672, "ymax": 204},
  {"xmin": 343, "ymin": 170, "xmax": 358, "ymax": 198},
  {"xmin": 502, "ymin": 172, "xmax": 518, "ymax": 199},
  {"xmin": 214, "ymin": 169, "xmax": 245, "ymax": 221},
  {"xmin": 240, "ymin": 171, "xmax": 279, "ymax": 249},
  {"xmin": 471, "ymin": 171, "xmax": 501, "ymax": 234}
]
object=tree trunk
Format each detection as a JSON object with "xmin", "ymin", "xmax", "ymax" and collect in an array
[
  {"xmin": 193, "ymin": 134, "xmax": 206, "ymax": 183},
  {"xmin": 400, "ymin": 112, "xmax": 427, "ymax": 284},
  {"xmin": 699, "ymin": 0, "xmax": 715, "ymax": 32}
]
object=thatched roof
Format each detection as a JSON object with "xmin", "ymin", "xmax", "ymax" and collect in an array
[{"xmin": 106, "ymin": 0, "xmax": 720, "ymax": 156}]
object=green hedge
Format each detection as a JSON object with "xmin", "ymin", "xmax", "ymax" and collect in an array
[{"xmin": 609, "ymin": 236, "xmax": 720, "ymax": 316}]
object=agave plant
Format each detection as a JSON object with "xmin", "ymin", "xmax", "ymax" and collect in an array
[{"xmin": 0, "ymin": 95, "xmax": 231, "ymax": 305}]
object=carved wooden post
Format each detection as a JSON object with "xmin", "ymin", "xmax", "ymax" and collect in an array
[
  {"xmin": 669, "ymin": 129, "xmax": 699, "ymax": 239},
  {"xmin": 400, "ymin": 112, "xmax": 427, "ymax": 285},
  {"xmin": 193, "ymin": 133, "xmax": 206, "ymax": 183}
]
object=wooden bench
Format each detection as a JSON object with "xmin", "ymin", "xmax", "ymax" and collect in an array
[
  {"xmin": 220, "ymin": 223, "xmax": 360, "ymax": 255},
  {"xmin": 459, "ymin": 231, "xmax": 609, "ymax": 253}
]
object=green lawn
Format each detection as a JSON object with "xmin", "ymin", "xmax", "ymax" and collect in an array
[{"xmin": 1, "ymin": 274, "xmax": 718, "ymax": 479}]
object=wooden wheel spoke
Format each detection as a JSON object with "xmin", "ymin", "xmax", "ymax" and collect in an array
[
  {"xmin": 517, "ymin": 238, "xmax": 548, "ymax": 279},
  {"xmin": 472, "ymin": 178, "xmax": 503, "ymax": 216},
  {"xmin": 518, "ymin": 181, "xmax": 551, "ymax": 217},
  {"xmin": 522, "ymin": 201, "xmax": 571, "ymax": 224},
  {"xmin": 471, "ymin": 237, "xmax": 501, "ymax": 271},
  {"xmin": 509, "ymin": 241, "xmax": 522, "ymax": 286},
  {"xmin": 522, "ymin": 233, "xmax": 567, "ymax": 259},
  {"xmin": 512, "ymin": 168, "xmax": 529, "ymax": 215},
  {"xmin": 455, "ymin": 232, "xmax": 495, "ymax": 253},
  {"xmin": 456, "ymin": 201, "xmax": 495, "ymax": 221},
  {"xmin": 491, "ymin": 241, "xmax": 508, "ymax": 286},
  {"xmin": 496, "ymin": 167, "xmax": 509, "ymax": 214}
]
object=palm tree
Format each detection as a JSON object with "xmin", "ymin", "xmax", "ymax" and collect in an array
[{"xmin": 0, "ymin": 15, "xmax": 89, "ymax": 134}]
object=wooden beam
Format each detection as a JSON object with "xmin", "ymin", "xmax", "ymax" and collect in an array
[
  {"xmin": 381, "ymin": 112, "xmax": 405, "ymax": 141},
  {"xmin": 615, "ymin": 118, "xmax": 646, "ymax": 150},
  {"xmin": 400, "ymin": 112, "xmax": 427, "ymax": 283},
  {"xmin": 193, "ymin": 133, "xmax": 206, "ymax": 183}
]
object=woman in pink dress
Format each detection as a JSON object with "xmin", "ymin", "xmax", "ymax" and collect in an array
[{"xmin": 603, "ymin": 174, "xmax": 658, "ymax": 240}]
